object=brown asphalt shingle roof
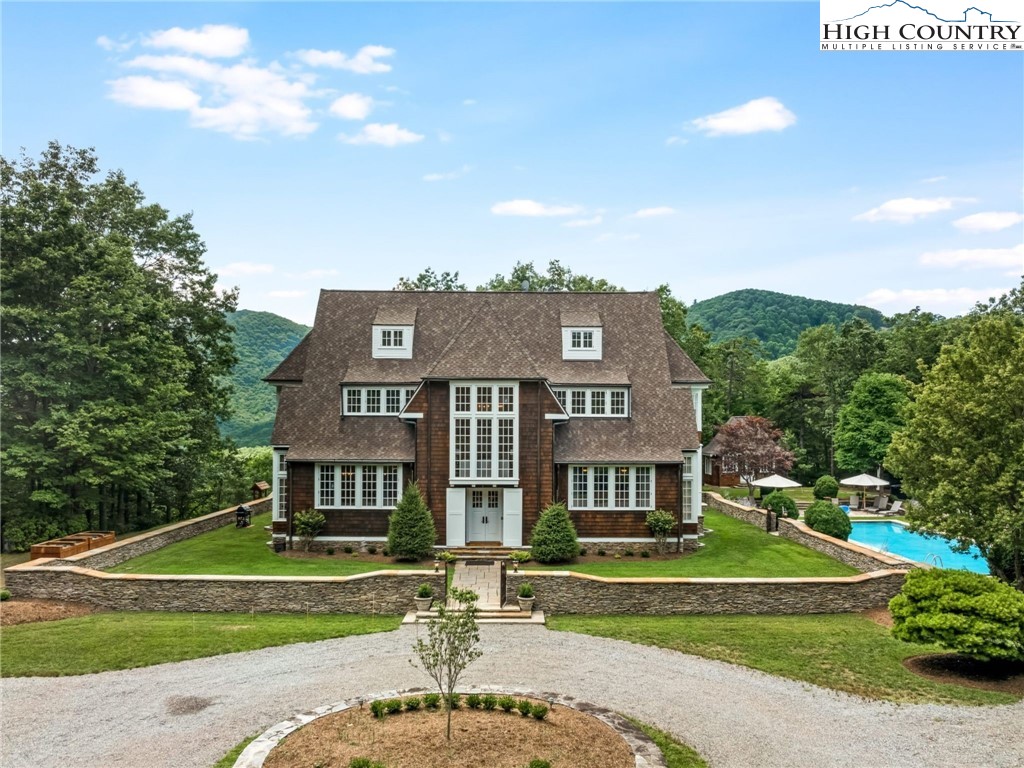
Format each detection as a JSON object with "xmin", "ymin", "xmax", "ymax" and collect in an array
[
  {"xmin": 269, "ymin": 290, "xmax": 706, "ymax": 462},
  {"xmin": 264, "ymin": 333, "xmax": 310, "ymax": 383}
]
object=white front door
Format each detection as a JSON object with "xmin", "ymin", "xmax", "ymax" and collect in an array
[{"xmin": 466, "ymin": 488, "xmax": 503, "ymax": 543}]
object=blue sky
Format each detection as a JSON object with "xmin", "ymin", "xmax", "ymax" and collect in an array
[{"xmin": 4, "ymin": 1, "xmax": 1022, "ymax": 325}]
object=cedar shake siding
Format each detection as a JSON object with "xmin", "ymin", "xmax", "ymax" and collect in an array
[{"xmin": 266, "ymin": 291, "xmax": 709, "ymax": 547}]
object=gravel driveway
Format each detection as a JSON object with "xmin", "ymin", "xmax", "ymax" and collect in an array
[{"xmin": 2, "ymin": 624, "xmax": 1022, "ymax": 768}]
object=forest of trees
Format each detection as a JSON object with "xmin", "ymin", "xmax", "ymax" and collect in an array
[
  {"xmin": 0, "ymin": 144, "xmax": 267, "ymax": 551},
  {"xmin": 687, "ymin": 289, "xmax": 885, "ymax": 358}
]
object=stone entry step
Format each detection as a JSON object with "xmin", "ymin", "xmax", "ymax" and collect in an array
[{"xmin": 401, "ymin": 609, "xmax": 546, "ymax": 626}]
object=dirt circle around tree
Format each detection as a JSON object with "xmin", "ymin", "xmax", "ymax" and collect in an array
[
  {"xmin": 902, "ymin": 654, "xmax": 1024, "ymax": 695},
  {"xmin": 236, "ymin": 689, "xmax": 665, "ymax": 768}
]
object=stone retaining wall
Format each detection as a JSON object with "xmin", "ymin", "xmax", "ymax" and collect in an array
[
  {"xmin": 42, "ymin": 498, "xmax": 273, "ymax": 570},
  {"xmin": 703, "ymin": 492, "xmax": 913, "ymax": 573},
  {"xmin": 506, "ymin": 569, "xmax": 906, "ymax": 614},
  {"xmin": 3, "ymin": 564, "xmax": 444, "ymax": 615}
]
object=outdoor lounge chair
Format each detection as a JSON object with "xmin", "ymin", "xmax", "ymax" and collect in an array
[
  {"xmin": 849, "ymin": 494, "xmax": 859, "ymax": 510},
  {"xmin": 884, "ymin": 499, "xmax": 903, "ymax": 516},
  {"xmin": 830, "ymin": 497, "xmax": 840, "ymax": 505},
  {"xmin": 872, "ymin": 494, "xmax": 889, "ymax": 512}
]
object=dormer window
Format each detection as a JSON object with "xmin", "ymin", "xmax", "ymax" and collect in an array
[
  {"xmin": 373, "ymin": 325, "xmax": 413, "ymax": 359},
  {"xmin": 562, "ymin": 327, "xmax": 602, "ymax": 360}
]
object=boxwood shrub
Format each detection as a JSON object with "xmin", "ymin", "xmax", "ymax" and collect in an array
[{"xmin": 804, "ymin": 500, "xmax": 852, "ymax": 541}]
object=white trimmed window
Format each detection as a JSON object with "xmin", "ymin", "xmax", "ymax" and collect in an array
[
  {"xmin": 450, "ymin": 382, "xmax": 518, "ymax": 483},
  {"xmin": 681, "ymin": 454, "xmax": 695, "ymax": 521},
  {"xmin": 552, "ymin": 388, "xmax": 629, "ymax": 417},
  {"xmin": 316, "ymin": 464, "xmax": 402, "ymax": 508},
  {"xmin": 273, "ymin": 448, "xmax": 288, "ymax": 521},
  {"xmin": 562, "ymin": 327, "xmax": 603, "ymax": 360},
  {"xmin": 568, "ymin": 465, "xmax": 654, "ymax": 510},
  {"xmin": 372, "ymin": 325, "xmax": 414, "ymax": 359},
  {"xmin": 343, "ymin": 386, "xmax": 416, "ymax": 415}
]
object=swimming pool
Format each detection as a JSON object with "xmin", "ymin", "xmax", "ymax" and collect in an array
[{"xmin": 848, "ymin": 521, "xmax": 990, "ymax": 574}]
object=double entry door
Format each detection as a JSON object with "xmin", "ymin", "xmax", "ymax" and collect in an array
[{"xmin": 466, "ymin": 487, "xmax": 502, "ymax": 543}]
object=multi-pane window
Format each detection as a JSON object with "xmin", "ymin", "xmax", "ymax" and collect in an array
[
  {"xmin": 568, "ymin": 465, "xmax": 655, "ymax": 510},
  {"xmin": 610, "ymin": 390, "xmax": 626, "ymax": 415},
  {"xmin": 343, "ymin": 387, "xmax": 417, "ymax": 415},
  {"xmin": 450, "ymin": 382, "xmax": 518, "ymax": 482},
  {"xmin": 316, "ymin": 465, "xmax": 402, "ymax": 508},
  {"xmin": 571, "ymin": 330, "xmax": 594, "ymax": 349},
  {"xmin": 681, "ymin": 453, "xmax": 695, "ymax": 521},
  {"xmin": 488, "ymin": 490, "xmax": 499, "ymax": 508},
  {"xmin": 273, "ymin": 449, "xmax": 288, "ymax": 520},
  {"xmin": 319, "ymin": 464, "xmax": 336, "ymax": 508},
  {"xmin": 454, "ymin": 418, "xmax": 471, "ymax": 478},
  {"xmin": 553, "ymin": 388, "xmax": 629, "ymax": 417},
  {"xmin": 380, "ymin": 329, "xmax": 404, "ymax": 348},
  {"xmin": 471, "ymin": 490, "xmax": 483, "ymax": 507},
  {"xmin": 476, "ymin": 420, "xmax": 492, "ymax": 476}
]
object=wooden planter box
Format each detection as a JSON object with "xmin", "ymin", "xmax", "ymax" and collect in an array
[{"xmin": 29, "ymin": 531, "xmax": 115, "ymax": 559}]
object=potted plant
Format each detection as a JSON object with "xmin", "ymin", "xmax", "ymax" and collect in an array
[
  {"xmin": 516, "ymin": 581, "xmax": 535, "ymax": 612},
  {"xmin": 415, "ymin": 582, "xmax": 434, "ymax": 611}
]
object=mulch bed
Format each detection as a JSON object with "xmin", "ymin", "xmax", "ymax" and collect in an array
[
  {"xmin": 903, "ymin": 654, "xmax": 1024, "ymax": 695},
  {"xmin": 0, "ymin": 598, "xmax": 97, "ymax": 626},
  {"xmin": 279, "ymin": 550, "xmax": 690, "ymax": 566},
  {"xmin": 264, "ymin": 699, "xmax": 635, "ymax": 768}
]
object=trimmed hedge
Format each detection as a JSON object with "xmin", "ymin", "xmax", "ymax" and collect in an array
[
  {"xmin": 804, "ymin": 500, "xmax": 852, "ymax": 541},
  {"xmin": 763, "ymin": 491, "xmax": 798, "ymax": 519},
  {"xmin": 813, "ymin": 475, "xmax": 839, "ymax": 500}
]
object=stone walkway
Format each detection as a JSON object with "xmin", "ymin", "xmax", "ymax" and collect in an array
[
  {"xmin": 2, "ymin": 624, "xmax": 1022, "ymax": 768},
  {"xmin": 448, "ymin": 559, "xmax": 503, "ymax": 608}
]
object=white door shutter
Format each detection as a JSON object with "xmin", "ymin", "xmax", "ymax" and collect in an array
[
  {"xmin": 503, "ymin": 488, "xmax": 523, "ymax": 547},
  {"xmin": 446, "ymin": 488, "xmax": 466, "ymax": 547}
]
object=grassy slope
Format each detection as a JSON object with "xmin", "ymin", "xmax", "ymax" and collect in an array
[
  {"xmin": 109, "ymin": 512, "xmax": 426, "ymax": 576},
  {"xmin": 549, "ymin": 614, "xmax": 1016, "ymax": 706},
  {"xmin": 529, "ymin": 510, "xmax": 857, "ymax": 578},
  {"xmin": 0, "ymin": 612, "xmax": 400, "ymax": 677}
]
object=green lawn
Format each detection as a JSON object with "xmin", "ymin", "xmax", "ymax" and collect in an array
[
  {"xmin": 528, "ymin": 510, "xmax": 858, "ymax": 578},
  {"xmin": 0, "ymin": 611, "xmax": 401, "ymax": 677},
  {"xmin": 213, "ymin": 736, "xmax": 258, "ymax": 768},
  {"xmin": 109, "ymin": 512, "xmax": 428, "ymax": 576},
  {"xmin": 629, "ymin": 718, "xmax": 707, "ymax": 768},
  {"xmin": 549, "ymin": 614, "xmax": 1017, "ymax": 706}
]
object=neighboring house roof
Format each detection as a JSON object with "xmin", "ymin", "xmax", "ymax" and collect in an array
[
  {"xmin": 703, "ymin": 416, "xmax": 743, "ymax": 457},
  {"xmin": 269, "ymin": 290, "xmax": 707, "ymax": 462}
]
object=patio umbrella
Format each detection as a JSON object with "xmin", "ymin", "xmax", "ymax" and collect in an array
[
  {"xmin": 839, "ymin": 473, "xmax": 890, "ymax": 509},
  {"xmin": 750, "ymin": 474, "xmax": 802, "ymax": 489}
]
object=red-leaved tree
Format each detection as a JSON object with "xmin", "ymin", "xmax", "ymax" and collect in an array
[{"xmin": 712, "ymin": 416, "xmax": 794, "ymax": 499}]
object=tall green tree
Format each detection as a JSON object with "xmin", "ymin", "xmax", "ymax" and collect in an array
[
  {"xmin": 886, "ymin": 305, "xmax": 1024, "ymax": 589},
  {"xmin": 395, "ymin": 267, "xmax": 467, "ymax": 291},
  {"xmin": 478, "ymin": 259, "xmax": 624, "ymax": 293},
  {"xmin": 877, "ymin": 308, "xmax": 953, "ymax": 384},
  {"xmin": 1, "ymin": 143, "xmax": 237, "ymax": 548},
  {"xmin": 834, "ymin": 372, "xmax": 912, "ymax": 474}
]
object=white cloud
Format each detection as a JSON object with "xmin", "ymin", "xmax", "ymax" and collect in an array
[
  {"xmin": 952, "ymin": 211, "xmax": 1024, "ymax": 233},
  {"xmin": 631, "ymin": 206, "xmax": 675, "ymax": 219},
  {"xmin": 690, "ymin": 97, "xmax": 796, "ymax": 137},
  {"xmin": 144, "ymin": 24, "xmax": 249, "ymax": 58},
  {"xmin": 217, "ymin": 262, "xmax": 275, "ymax": 277},
  {"xmin": 491, "ymin": 200, "xmax": 584, "ymax": 217},
  {"xmin": 329, "ymin": 93, "xmax": 375, "ymax": 121},
  {"xmin": 921, "ymin": 175, "xmax": 947, "ymax": 184},
  {"xmin": 423, "ymin": 165, "xmax": 472, "ymax": 182},
  {"xmin": 267, "ymin": 290, "xmax": 308, "ymax": 298},
  {"xmin": 107, "ymin": 76, "xmax": 200, "ymax": 110},
  {"xmin": 853, "ymin": 197, "xmax": 974, "ymax": 224},
  {"xmin": 293, "ymin": 45, "xmax": 394, "ymax": 74},
  {"xmin": 340, "ymin": 123, "xmax": 424, "ymax": 146},
  {"xmin": 919, "ymin": 243, "xmax": 1024, "ymax": 271},
  {"xmin": 862, "ymin": 286, "xmax": 1011, "ymax": 311},
  {"xmin": 665, "ymin": 136, "xmax": 689, "ymax": 146},
  {"xmin": 463, "ymin": 98, "xmax": 477, "ymax": 106},
  {"xmin": 97, "ymin": 35, "xmax": 133, "ymax": 53},
  {"xmin": 564, "ymin": 215, "xmax": 603, "ymax": 228},
  {"xmin": 112, "ymin": 54, "xmax": 317, "ymax": 138}
]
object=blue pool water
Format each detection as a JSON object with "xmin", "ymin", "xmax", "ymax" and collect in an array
[{"xmin": 849, "ymin": 521, "xmax": 990, "ymax": 574}]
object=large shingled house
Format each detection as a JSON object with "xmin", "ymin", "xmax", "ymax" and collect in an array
[{"xmin": 265, "ymin": 290, "xmax": 710, "ymax": 551}]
